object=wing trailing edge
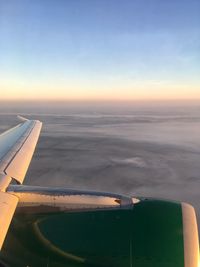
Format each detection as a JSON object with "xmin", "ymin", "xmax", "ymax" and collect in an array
[{"xmin": 0, "ymin": 118, "xmax": 42, "ymax": 186}]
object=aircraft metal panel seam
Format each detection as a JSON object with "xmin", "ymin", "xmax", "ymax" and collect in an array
[{"xmin": 0, "ymin": 121, "xmax": 35, "ymax": 174}]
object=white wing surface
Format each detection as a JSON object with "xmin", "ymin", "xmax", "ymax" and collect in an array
[
  {"xmin": 0, "ymin": 118, "xmax": 42, "ymax": 249},
  {"xmin": 0, "ymin": 118, "xmax": 42, "ymax": 185}
]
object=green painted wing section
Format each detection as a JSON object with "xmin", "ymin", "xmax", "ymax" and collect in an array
[{"xmin": 0, "ymin": 200, "xmax": 184, "ymax": 267}]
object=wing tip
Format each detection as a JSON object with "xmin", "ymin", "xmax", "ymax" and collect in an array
[
  {"xmin": 17, "ymin": 115, "xmax": 29, "ymax": 122},
  {"xmin": 17, "ymin": 115, "xmax": 42, "ymax": 125}
]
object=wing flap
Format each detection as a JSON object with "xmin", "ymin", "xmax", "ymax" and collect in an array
[
  {"xmin": 4, "ymin": 121, "xmax": 42, "ymax": 184},
  {"xmin": 0, "ymin": 119, "xmax": 42, "ymax": 185},
  {"xmin": 0, "ymin": 192, "xmax": 18, "ymax": 249}
]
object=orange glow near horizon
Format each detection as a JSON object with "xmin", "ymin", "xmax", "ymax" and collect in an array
[
  {"xmin": 0, "ymin": 77, "xmax": 200, "ymax": 102},
  {"xmin": 1, "ymin": 89, "xmax": 200, "ymax": 101}
]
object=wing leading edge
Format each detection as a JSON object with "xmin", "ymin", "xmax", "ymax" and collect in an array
[{"xmin": 0, "ymin": 117, "xmax": 42, "ymax": 249}]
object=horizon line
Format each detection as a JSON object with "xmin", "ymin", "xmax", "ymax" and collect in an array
[{"xmin": 0, "ymin": 98, "xmax": 200, "ymax": 103}]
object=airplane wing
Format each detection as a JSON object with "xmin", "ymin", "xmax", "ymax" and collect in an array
[
  {"xmin": 0, "ymin": 117, "xmax": 42, "ymax": 249},
  {"xmin": 0, "ymin": 118, "xmax": 199, "ymax": 267}
]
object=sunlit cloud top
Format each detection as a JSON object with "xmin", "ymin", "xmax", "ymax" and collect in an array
[{"xmin": 0, "ymin": 0, "xmax": 200, "ymax": 101}]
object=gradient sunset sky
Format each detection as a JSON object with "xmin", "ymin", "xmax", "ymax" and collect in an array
[{"xmin": 0, "ymin": 0, "xmax": 199, "ymax": 101}]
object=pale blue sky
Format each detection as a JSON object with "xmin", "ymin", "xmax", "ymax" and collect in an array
[{"xmin": 0, "ymin": 0, "xmax": 200, "ymax": 100}]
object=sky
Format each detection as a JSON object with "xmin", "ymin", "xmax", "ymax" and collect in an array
[{"xmin": 0, "ymin": 0, "xmax": 200, "ymax": 101}]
